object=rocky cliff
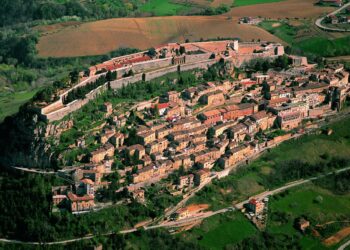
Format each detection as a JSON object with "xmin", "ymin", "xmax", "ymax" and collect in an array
[{"xmin": 0, "ymin": 104, "xmax": 55, "ymax": 169}]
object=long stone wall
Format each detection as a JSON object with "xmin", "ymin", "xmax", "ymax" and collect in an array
[
  {"xmin": 110, "ymin": 73, "xmax": 143, "ymax": 89},
  {"xmin": 45, "ymin": 83, "xmax": 108, "ymax": 121},
  {"xmin": 185, "ymin": 53, "xmax": 212, "ymax": 64},
  {"xmin": 42, "ymin": 59, "xmax": 216, "ymax": 122},
  {"xmin": 132, "ymin": 57, "xmax": 173, "ymax": 73}
]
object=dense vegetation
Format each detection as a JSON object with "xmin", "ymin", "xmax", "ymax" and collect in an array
[
  {"xmin": 0, "ymin": 0, "xmax": 144, "ymax": 27},
  {"xmin": 0, "ymin": 168, "xmax": 181, "ymax": 242}
]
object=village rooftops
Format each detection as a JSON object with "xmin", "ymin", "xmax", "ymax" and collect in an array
[
  {"xmin": 128, "ymin": 144, "xmax": 145, "ymax": 151},
  {"xmin": 293, "ymin": 83, "xmax": 329, "ymax": 92},
  {"xmin": 80, "ymin": 178, "xmax": 94, "ymax": 185},
  {"xmin": 202, "ymin": 109, "xmax": 222, "ymax": 117},
  {"xmin": 91, "ymin": 143, "xmax": 114, "ymax": 155},
  {"xmin": 230, "ymin": 123, "xmax": 247, "ymax": 132},
  {"xmin": 67, "ymin": 192, "xmax": 94, "ymax": 202},
  {"xmin": 250, "ymin": 111, "xmax": 269, "ymax": 121},
  {"xmin": 230, "ymin": 144, "xmax": 248, "ymax": 154}
]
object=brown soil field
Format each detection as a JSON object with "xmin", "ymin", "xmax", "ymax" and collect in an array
[
  {"xmin": 36, "ymin": 0, "xmax": 334, "ymax": 58},
  {"xmin": 225, "ymin": 0, "xmax": 334, "ymax": 18},
  {"xmin": 37, "ymin": 16, "xmax": 284, "ymax": 57},
  {"xmin": 323, "ymin": 227, "xmax": 350, "ymax": 246}
]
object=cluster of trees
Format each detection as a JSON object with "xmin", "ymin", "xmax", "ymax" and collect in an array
[
  {"xmin": 0, "ymin": 0, "xmax": 142, "ymax": 27},
  {"xmin": 201, "ymin": 5, "xmax": 231, "ymax": 15},
  {"xmin": 261, "ymin": 157, "xmax": 350, "ymax": 188},
  {"xmin": 314, "ymin": 170, "xmax": 350, "ymax": 195},
  {"xmin": 229, "ymin": 232, "xmax": 302, "ymax": 249},
  {"xmin": 249, "ymin": 55, "xmax": 290, "ymax": 72},
  {"xmin": 0, "ymin": 28, "xmax": 38, "ymax": 66},
  {"xmin": 0, "ymin": 168, "xmax": 181, "ymax": 242}
]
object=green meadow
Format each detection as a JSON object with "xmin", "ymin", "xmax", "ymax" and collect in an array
[
  {"xmin": 139, "ymin": 0, "xmax": 188, "ymax": 16},
  {"xmin": 233, "ymin": 0, "xmax": 285, "ymax": 7}
]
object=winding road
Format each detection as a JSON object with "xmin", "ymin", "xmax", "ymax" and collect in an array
[
  {"xmin": 338, "ymin": 239, "xmax": 350, "ymax": 250},
  {"xmin": 2, "ymin": 166, "xmax": 350, "ymax": 246},
  {"xmin": 315, "ymin": 2, "xmax": 350, "ymax": 32}
]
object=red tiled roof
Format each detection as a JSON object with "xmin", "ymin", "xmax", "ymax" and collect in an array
[{"xmin": 67, "ymin": 192, "xmax": 94, "ymax": 202}]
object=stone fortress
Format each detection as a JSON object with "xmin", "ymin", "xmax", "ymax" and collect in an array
[{"xmin": 40, "ymin": 40, "xmax": 285, "ymax": 122}]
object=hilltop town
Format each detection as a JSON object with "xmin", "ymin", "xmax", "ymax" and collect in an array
[{"xmin": 40, "ymin": 40, "xmax": 350, "ymax": 216}]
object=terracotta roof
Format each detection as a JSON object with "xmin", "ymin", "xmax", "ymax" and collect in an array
[
  {"xmin": 202, "ymin": 109, "xmax": 222, "ymax": 117},
  {"xmin": 67, "ymin": 192, "xmax": 94, "ymax": 202},
  {"xmin": 81, "ymin": 178, "xmax": 94, "ymax": 185}
]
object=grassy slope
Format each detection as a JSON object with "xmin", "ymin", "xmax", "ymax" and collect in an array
[
  {"xmin": 233, "ymin": 0, "xmax": 284, "ymax": 7},
  {"xmin": 258, "ymin": 20, "xmax": 350, "ymax": 57},
  {"xmin": 259, "ymin": 21, "xmax": 297, "ymax": 44},
  {"xmin": 0, "ymin": 90, "xmax": 37, "ymax": 121},
  {"xmin": 139, "ymin": 0, "xmax": 188, "ymax": 15},
  {"xmin": 268, "ymin": 184, "xmax": 350, "ymax": 250},
  {"xmin": 181, "ymin": 212, "xmax": 257, "ymax": 249},
  {"xmin": 296, "ymin": 36, "xmax": 350, "ymax": 57}
]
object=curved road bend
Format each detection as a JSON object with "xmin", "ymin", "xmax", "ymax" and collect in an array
[
  {"xmin": 338, "ymin": 239, "xmax": 350, "ymax": 250},
  {"xmin": 2, "ymin": 166, "xmax": 350, "ymax": 245},
  {"xmin": 315, "ymin": 2, "xmax": 350, "ymax": 32}
]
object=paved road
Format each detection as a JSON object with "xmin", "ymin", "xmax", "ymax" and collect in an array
[
  {"xmin": 338, "ymin": 239, "xmax": 350, "ymax": 250},
  {"xmin": 315, "ymin": 2, "xmax": 350, "ymax": 32}
]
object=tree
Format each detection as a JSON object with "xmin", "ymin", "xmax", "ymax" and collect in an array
[
  {"xmin": 147, "ymin": 47, "xmax": 157, "ymax": 57},
  {"xmin": 179, "ymin": 46, "xmax": 186, "ymax": 55},
  {"xmin": 206, "ymin": 127, "xmax": 215, "ymax": 139}
]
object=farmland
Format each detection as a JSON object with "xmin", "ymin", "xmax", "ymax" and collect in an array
[
  {"xmin": 36, "ymin": 0, "xmax": 333, "ymax": 58},
  {"xmin": 37, "ymin": 16, "xmax": 283, "ymax": 57},
  {"xmin": 226, "ymin": 0, "xmax": 334, "ymax": 19}
]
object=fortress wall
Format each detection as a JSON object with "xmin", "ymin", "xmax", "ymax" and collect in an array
[
  {"xmin": 110, "ymin": 74, "xmax": 143, "ymax": 89},
  {"xmin": 132, "ymin": 58, "xmax": 173, "ymax": 73},
  {"xmin": 185, "ymin": 53, "xmax": 212, "ymax": 64},
  {"xmin": 144, "ymin": 65, "xmax": 179, "ymax": 81},
  {"xmin": 41, "ymin": 99, "xmax": 64, "ymax": 115},
  {"xmin": 45, "ymin": 84, "xmax": 108, "ymax": 121},
  {"xmin": 180, "ymin": 59, "xmax": 216, "ymax": 72},
  {"xmin": 43, "ymin": 59, "xmax": 215, "ymax": 122}
]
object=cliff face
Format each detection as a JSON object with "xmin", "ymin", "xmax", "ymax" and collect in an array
[{"xmin": 0, "ymin": 104, "xmax": 55, "ymax": 169}]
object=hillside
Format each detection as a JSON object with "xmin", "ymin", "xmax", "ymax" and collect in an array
[
  {"xmin": 36, "ymin": 0, "xmax": 333, "ymax": 58},
  {"xmin": 36, "ymin": 16, "xmax": 284, "ymax": 57}
]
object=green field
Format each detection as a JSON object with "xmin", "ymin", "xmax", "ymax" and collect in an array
[
  {"xmin": 139, "ymin": 0, "xmax": 188, "ymax": 16},
  {"xmin": 258, "ymin": 20, "xmax": 350, "ymax": 57},
  {"xmin": 268, "ymin": 184, "xmax": 350, "ymax": 250},
  {"xmin": 233, "ymin": 0, "xmax": 284, "ymax": 7},
  {"xmin": 0, "ymin": 90, "xmax": 37, "ymax": 121},
  {"xmin": 259, "ymin": 21, "xmax": 297, "ymax": 44},
  {"xmin": 296, "ymin": 36, "xmax": 350, "ymax": 57},
  {"xmin": 181, "ymin": 212, "xmax": 257, "ymax": 249}
]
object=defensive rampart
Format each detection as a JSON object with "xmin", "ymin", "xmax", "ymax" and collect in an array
[{"xmin": 42, "ymin": 59, "xmax": 216, "ymax": 122}]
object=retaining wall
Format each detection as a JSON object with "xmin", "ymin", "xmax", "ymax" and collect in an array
[{"xmin": 43, "ymin": 59, "xmax": 216, "ymax": 122}]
